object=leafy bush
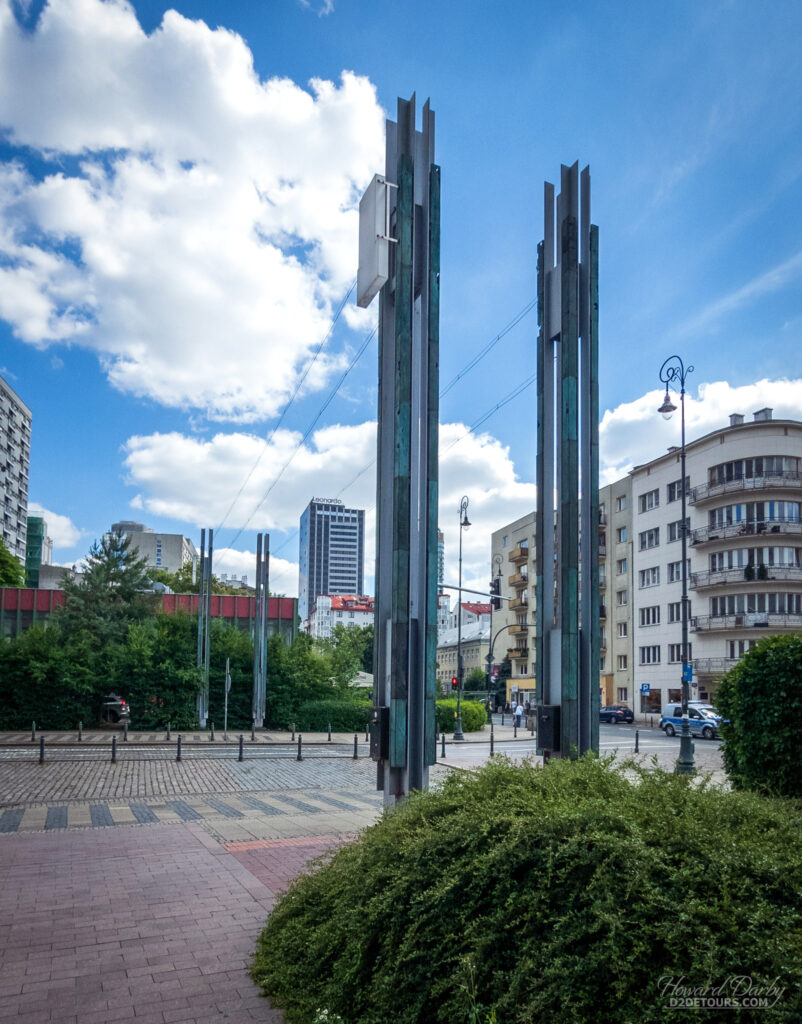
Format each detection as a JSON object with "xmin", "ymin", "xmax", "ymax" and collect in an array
[
  {"xmin": 716, "ymin": 632, "xmax": 802, "ymax": 796},
  {"xmin": 435, "ymin": 699, "xmax": 486, "ymax": 734},
  {"xmin": 292, "ymin": 698, "xmax": 372, "ymax": 732},
  {"xmin": 252, "ymin": 757, "xmax": 802, "ymax": 1024}
]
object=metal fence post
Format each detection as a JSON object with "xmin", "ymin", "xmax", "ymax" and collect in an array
[
  {"xmin": 251, "ymin": 720, "xmax": 256, "ymax": 742},
  {"xmin": 490, "ymin": 721, "xmax": 495, "ymax": 757},
  {"xmin": 111, "ymin": 737, "xmax": 117, "ymax": 764},
  {"xmin": 176, "ymin": 735, "xmax": 182, "ymax": 761},
  {"xmin": 78, "ymin": 721, "xmax": 82, "ymax": 742},
  {"xmin": 31, "ymin": 722, "xmax": 36, "ymax": 743},
  {"xmin": 328, "ymin": 722, "xmax": 332, "ymax": 742},
  {"xmin": 238, "ymin": 734, "xmax": 244, "ymax": 761},
  {"xmin": 353, "ymin": 733, "xmax": 358, "ymax": 759},
  {"xmin": 635, "ymin": 729, "xmax": 639, "ymax": 753},
  {"xmin": 38, "ymin": 735, "xmax": 44, "ymax": 763},
  {"xmin": 441, "ymin": 732, "xmax": 446, "ymax": 759},
  {"xmin": 297, "ymin": 734, "xmax": 303, "ymax": 761},
  {"xmin": 291, "ymin": 723, "xmax": 295, "ymax": 741},
  {"xmin": 166, "ymin": 721, "xmax": 171, "ymax": 741},
  {"xmin": 210, "ymin": 721, "xmax": 215, "ymax": 742},
  {"xmin": 123, "ymin": 721, "xmax": 128, "ymax": 742}
]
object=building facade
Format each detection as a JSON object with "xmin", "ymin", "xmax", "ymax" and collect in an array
[
  {"xmin": 298, "ymin": 498, "xmax": 365, "ymax": 628},
  {"xmin": 598, "ymin": 479, "xmax": 635, "ymax": 707},
  {"xmin": 490, "ymin": 512, "xmax": 536, "ymax": 704},
  {"xmin": 629, "ymin": 409, "xmax": 802, "ymax": 712},
  {"xmin": 309, "ymin": 594, "xmax": 374, "ymax": 639},
  {"xmin": 1, "ymin": 374, "xmax": 31, "ymax": 564},
  {"xmin": 110, "ymin": 521, "xmax": 198, "ymax": 576},
  {"xmin": 24, "ymin": 516, "xmax": 53, "ymax": 588},
  {"xmin": 436, "ymin": 623, "xmax": 490, "ymax": 694}
]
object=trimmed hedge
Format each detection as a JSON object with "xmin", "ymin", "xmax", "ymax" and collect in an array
[
  {"xmin": 292, "ymin": 698, "xmax": 372, "ymax": 732},
  {"xmin": 435, "ymin": 698, "xmax": 486, "ymax": 734},
  {"xmin": 716, "ymin": 632, "xmax": 802, "ymax": 796},
  {"xmin": 252, "ymin": 756, "xmax": 802, "ymax": 1024}
]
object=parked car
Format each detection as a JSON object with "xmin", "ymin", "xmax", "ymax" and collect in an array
[
  {"xmin": 100, "ymin": 694, "xmax": 130, "ymax": 724},
  {"xmin": 660, "ymin": 703, "xmax": 720, "ymax": 740},
  {"xmin": 600, "ymin": 705, "xmax": 634, "ymax": 724}
]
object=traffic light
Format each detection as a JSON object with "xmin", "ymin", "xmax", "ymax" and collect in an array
[
  {"xmin": 490, "ymin": 577, "xmax": 501, "ymax": 610},
  {"xmin": 451, "ymin": 676, "xmax": 458, "ymax": 690}
]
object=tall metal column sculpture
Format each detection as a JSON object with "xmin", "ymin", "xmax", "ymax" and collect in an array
[
  {"xmin": 252, "ymin": 533, "xmax": 269, "ymax": 728},
  {"xmin": 358, "ymin": 95, "xmax": 440, "ymax": 804},
  {"xmin": 196, "ymin": 527, "xmax": 213, "ymax": 727},
  {"xmin": 535, "ymin": 163, "xmax": 600, "ymax": 758}
]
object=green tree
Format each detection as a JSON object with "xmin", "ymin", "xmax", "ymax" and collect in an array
[
  {"xmin": 120, "ymin": 613, "xmax": 201, "ymax": 728},
  {"xmin": 319, "ymin": 623, "xmax": 372, "ymax": 687},
  {"xmin": 716, "ymin": 632, "xmax": 802, "ymax": 796},
  {"xmin": 466, "ymin": 667, "xmax": 487, "ymax": 689},
  {"xmin": 0, "ymin": 538, "xmax": 23, "ymax": 586}
]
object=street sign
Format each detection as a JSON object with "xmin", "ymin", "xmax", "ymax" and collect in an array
[
  {"xmin": 640, "ymin": 683, "xmax": 650, "ymax": 695},
  {"xmin": 682, "ymin": 663, "xmax": 693, "ymax": 683}
]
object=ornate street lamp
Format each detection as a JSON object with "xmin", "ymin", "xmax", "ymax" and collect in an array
[
  {"xmin": 659, "ymin": 355, "xmax": 695, "ymax": 775},
  {"xmin": 454, "ymin": 495, "xmax": 471, "ymax": 741}
]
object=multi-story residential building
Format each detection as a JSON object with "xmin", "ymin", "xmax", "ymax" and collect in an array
[
  {"xmin": 437, "ymin": 529, "xmax": 445, "ymax": 588},
  {"xmin": 298, "ymin": 498, "xmax": 365, "ymax": 629},
  {"xmin": 450, "ymin": 601, "xmax": 491, "ymax": 631},
  {"xmin": 0, "ymin": 374, "xmax": 31, "ymax": 564},
  {"xmin": 309, "ymin": 594, "xmax": 374, "ymax": 639},
  {"xmin": 490, "ymin": 512, "xmax": 536, "ymax": 704},
  {"xmin": 598, "ymin": 479, "xmax": 634, "ymax": 707},
  {"xmin": 110, "ymin": 521, "xmax": 198, "ymax": 577},
  {"xmin": 629, "ymin": 409, "xmax": 802, "ymax": 712},
  {"xmin": 437, "ymin": 592, "xmax": 451, "ymax": 639},
  {"xmin": 24, "ymin": 516, "xmax": 53, "ymax": 588},
  {"xmin": 436, "ymin": 623, "xmax": 490, "ymax": 694}
]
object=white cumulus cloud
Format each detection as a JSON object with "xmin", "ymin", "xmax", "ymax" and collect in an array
[
  {"xmin": 0, "ymin": 0, "xmax": 384, "ymax": 420},
  {"xmin": 26, "ymin": 501, "xmax": 82, "ymax": 548}
]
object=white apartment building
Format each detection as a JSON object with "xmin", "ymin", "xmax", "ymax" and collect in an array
[
  {"xmin": 309, "ymin": 594, "xmax": 374, "ymax": 639},
  {"xmin": 598, "ymin": 478, "xmax": 635, "ymax": 707},
  {"xmin": 1, "ymin": 374, "xmax": 31, "ymax": 563},
  {"xmin": 110, "ymin": 521, "xmax": 198, "ymax": 576},
  {"xmin": 436, "ymin": 622, "xmax": 490, "ymax": 693}
]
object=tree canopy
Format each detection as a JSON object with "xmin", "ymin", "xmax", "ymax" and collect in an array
[{"xmin": 0, "ymin": 538, "xmax": 24, "ymax": 586}]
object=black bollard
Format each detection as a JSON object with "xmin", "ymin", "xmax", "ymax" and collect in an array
[
  {"xmin": 78, "ymin": 721, "xmax": 83, "ymax": 742},
  {"xmin": 441, "ymin": 732, "xmax": 446, "ymax": 759},
  {"xmin": 31, "ymin": 721, "xmax": 36, "ymax": 743},
  {"xmin": 353, "ymin": 733, "xmax": 358, "ymax": 760},
  {"xmin": 501, "ymin": 712, "xmax": 505, "ymax": 726},
  {"xmin": 490, "ymin": 727, "xmax": 495, "ymax": 757},
  {"xmin": 39, "ymin": 735, "xmax": 44, "ymax": 764},
  {"xmin": 176, "ymin": 735, "xmax": 182, "ymax": 761},
  {"xmin": 111, "ymin": 737, "xmax": 117, "ymax": 764},
  {"xmin": 328, "ymin": 722, "xmax": 332, "ymax": 742},
  {"xmin": 635, "ymin": 729, "xmax": 640, "ymax": 753},
  {"xmin": 210, "ymin": 721, "xmax": 215, "ymax": 742},
  {"xmin": 514, "ymin": 722, "xmax": 517, "ymax": 739},
  {"xmin": 123, "ymin": 720, "xmax": 128, "ymax": 742},
  {"xmin": 297, "ymin": 734, "xmax": 303, "ymax": 761},
  {"xmin": 365, "ymin": 723, "xmax": 369, "ymax": 742},
  {"xmin": 166, "ymin": 721, "xmax": 171, "ymax": 741},
  {"xmin": 251, "ymin": 720, "xmax": 256, "ymax": 742},
  {"xmin": 291, "ymin": 723, "xmax": 295, "ymax": 741},
  {"xmin": 238, "ymin": 734, "xmax": 244, "ymax": 762}
]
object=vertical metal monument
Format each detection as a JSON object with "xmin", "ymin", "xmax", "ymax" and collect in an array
[
  {"xmin": 196, "ymin": 527, "xmax": 213, "ymax": 728},
  {"xmin": 358, "ymin": 95, "xmax": 440, "ymax": 804},
  {"xmin": 252, "ymin": 533, "xmax": 269, "ymax": 728},
  {"xmin": 535, "ymin": 163, "xmax": 600, "ymax": 758}
]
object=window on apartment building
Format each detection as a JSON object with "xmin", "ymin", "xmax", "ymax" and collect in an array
[
  {"xmin": 667, "ymin": 477, "xmax": 691, "ymax": 503},
  {"xmin": 503, "ymin": 535, "xmax": 508, "ymax": 546},
  {"xmin": 728, "ymin": 639, "xmax": 756, "ymax": 659},
  {"xmin": 639, "ymin": 605, "xmax": 660, "ymax": 626},
  {"xmin": 639, "ymin": 645, "xmax": 661, "ymax": 665},
  {"xmin": 519, "ymin": 663, "xmax": 528, "ymax": 674},
  {"xmin": 617, "ymin": 654, "xmax": 628, "ymax": 670},
  {"xmin": 667, "ymin": 559, "xmax": 691, "ymax": 583},
  {"xmin": 617, "ymin": 622, "xmax": 628, "ymax": 637},
  {"xmin": 616, "ymin": 526, "xmax": 627, "ymax": 543},
  {"xmin": 667, "ymin": 518, "xmax": 690, "ymax": 542},
  {"xmin": 638, "ymin": 489, "xmax": 659, "ymax": 513},
  {"xmin": 667, "ymin": 601, "xmax": 689, "ymax": 622},
  {"xmin": 616, "ymin": 558, "xmax": 627, "ymax": 575},
  {"xmin": 668, "ymin": 643, "xmax": 692, "ymax": 663},
  {"xmin": 639, "ymin": 566, "xmax": 660, "ymax": 588},
  {"xmin": 639, "ymin": 527, "xmax": 660, "ymax": 551},
  {"xmin": 617, "ymin": 687, "xmax": 628, "ymax": 702},
  {"xmin": 616, "ymin": 589, "xmax": 628, "ymax": 606},
  {"xmin": 616, "ymin": 495, "xmax": 628, "ymax": 512}
]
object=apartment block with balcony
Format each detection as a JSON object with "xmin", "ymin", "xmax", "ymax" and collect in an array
[
  {"xmin": 629, "ymin": 409, "xmax": 802, "ymax": 712},
  {"xmin": 0, "ymin": 374, "xmax": 32, "ymax": 564},
  {"xmin": 598, "ymin": 479, "xmax": 634, "ymax": 707},
  {"xmin": 490, "ymin": 512, "xmax": 536, "ymax": 704}
]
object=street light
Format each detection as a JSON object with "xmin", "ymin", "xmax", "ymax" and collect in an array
[
  {"xmin": 658, "ymin": 355, "xmax": 695, "ymax": 775},
  {"xmin": 454, "ymin": 495, "xmax": 471, "ymax": 741}
]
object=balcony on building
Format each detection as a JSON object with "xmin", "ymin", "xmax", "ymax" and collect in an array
[
  {"xmin": 508, "ymin": 623, "xmax": 529, "ymax": 636},
  {"xmin": 691, "ymin": 612, "xmax": 802, "ymax": 632},
  {"xmin": 507, "ymin": 647, "xmax": 529, "ymax": 660},
  {"xmin": 689, "ymin": 472, "xmax": 802, "ymax": 507},
  {"xmin": 509, "ymin": 594, "xmax": 528, "ymax": 613},
  {"xmin": 508, "ymin": 571, "xmax": 528, "ymax": 589},
  {"xmin": 694, "ymin": 657, "xmax": 740, "ymax": 678},
  {"xmin": 690, "ymin": 565, "xmax": 802, "ymax": 590},
  {"xmin": 692, "ymin": 519, "xmax": 802, "ymax": 545},
  {"xmin": 508, "ymin": 543, "xmax": 529, "ymax": 565}
]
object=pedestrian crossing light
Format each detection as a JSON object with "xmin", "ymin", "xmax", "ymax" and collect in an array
[{"xmin": 451, "ymin": 677, "xmax": 458, "ymax": 690}]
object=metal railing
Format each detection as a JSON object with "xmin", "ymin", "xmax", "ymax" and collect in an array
[
  {"xmin": 689, "ymin": 472, "xmax": 802, "ymax": 505},
  {"xmin": 691, "ymin": 612, "xmax": 802, "ymax": 632},
  {"xmin": 691, "ymin": 519, "xmax": 802, "ymax": 544},
  {"xmin": 690, "ymin": 565, "xmax": 802, "ymax": 589}
]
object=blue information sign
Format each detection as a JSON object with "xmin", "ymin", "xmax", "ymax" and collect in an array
[
  {"xmin": 682, "ymin": 663, "xmax": 693, "ymax": 683},
  {"xmin": 640, "ymin": 683, "xmax": 650, "ymax": 695}
]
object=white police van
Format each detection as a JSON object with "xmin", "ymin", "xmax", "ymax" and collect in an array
[{"xmin": 660, "ymin": 703, "xmax": 721, "ymax": 740}]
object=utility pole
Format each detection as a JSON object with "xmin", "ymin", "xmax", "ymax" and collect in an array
[
  {"xmin": 252, "ymin": 533, "xmax": 269, "ymax": 728},
  {"xmin": 196, "ymin": 528, "xmax": 213, "ymax": 727}
]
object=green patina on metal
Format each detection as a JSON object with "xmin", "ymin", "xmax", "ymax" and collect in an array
[
  {"xmin": 424, "ymin": 163, "xmax": 441, "ymax": 767},
  {"xmin": 535, "ymin": 240, "xmax": 546, "ymax": 701},
  {"xmin": 560, "ymin": 213, "xmax": 579, "ymax": 754},
  {"xmin": 589, "ymin": 223, "xmax": 601, "ymax": 751},
  {"xmin": 389, "ymin": 151, "xmax": 413, "ymax": 768}
]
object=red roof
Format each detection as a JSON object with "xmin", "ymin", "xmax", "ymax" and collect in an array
[
  {"xmin": 329, "ymin": 594, "xmax": 375, "ymax": 614},
  {"xmin": 462, "ymin": 602, "xmax": 491, "ymax": 615}
]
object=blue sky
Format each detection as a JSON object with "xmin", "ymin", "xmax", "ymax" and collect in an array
[{"xmin": 1, "ymin": 0, "xmax": 801, "ymax": 595}]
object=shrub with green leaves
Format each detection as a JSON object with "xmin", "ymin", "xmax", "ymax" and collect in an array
[
  {"xmin": 716, "ymin": 632, "xmax": 802, "ymax": 796},
  {"xmin": 435, "ymin": 698, "xmax": 486, "ymax": 733},
  {"xmin": 251, "ymin": 756, "xmax": 802, "ymax": 1024}
]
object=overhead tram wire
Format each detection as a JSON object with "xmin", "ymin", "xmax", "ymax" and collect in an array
[
  {"xmin": 226, "ymin": 324, "xmax": 378, "ymax": 550},
  {"xmin": 214, "ymin": 280, "xmax": 357, "ymax": 537}
]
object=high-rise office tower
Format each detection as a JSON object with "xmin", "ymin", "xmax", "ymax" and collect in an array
[
  {"xmin": 298, "ymin": 498, "xmax": 365, "ymax": 628},
  {"xmin": 1, "ymin": 374, "xmax": 31, "ymax": 564}
]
